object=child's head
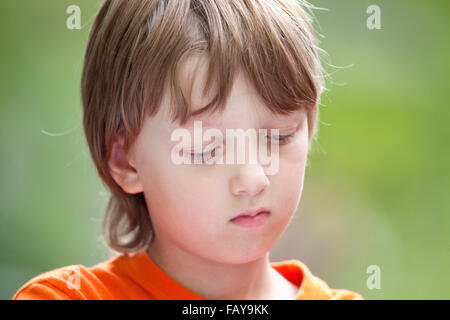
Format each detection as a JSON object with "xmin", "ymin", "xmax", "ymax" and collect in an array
[{"xmin": 81, "ymin": 0, "xmax": 325, "ymax": 260}]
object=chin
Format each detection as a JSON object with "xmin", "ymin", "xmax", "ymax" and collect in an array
[{"xmin": 208, "ymin": 245, "xmax": 271, "ymax": 265}]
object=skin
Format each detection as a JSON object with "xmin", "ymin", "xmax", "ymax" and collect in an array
[{"xmin": 108, "ymin": 56, "xmax": 311, "ymax": 300}]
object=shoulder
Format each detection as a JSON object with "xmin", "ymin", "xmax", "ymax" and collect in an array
[
  {"xmin": 302, "ymin": 266, "xmax": 364, "ymax": 300},
  {"xmin": 329, "ymin": 288, "xmax": 364, "ymax": 300},
  {"xmin": 271, "ymin": 259, "xmax": 364, "ymax": 300},
  {"xmin": 12, "ymin": 255, "xmax": 128, "ymax": 300}
]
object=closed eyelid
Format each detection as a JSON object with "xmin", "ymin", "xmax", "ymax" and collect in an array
[{"xmin": 268, "ymin": 123, "xmax": 301, "ymax": 134}]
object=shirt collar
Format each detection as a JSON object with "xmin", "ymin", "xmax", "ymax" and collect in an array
[{"xmin": 120, "ymin": 249, "xmax": 330, "ymax": 300}]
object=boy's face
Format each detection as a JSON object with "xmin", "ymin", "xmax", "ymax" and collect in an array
[{"xmin": 123, "ymin": 57, "xmax": 309, "ymax": 264}]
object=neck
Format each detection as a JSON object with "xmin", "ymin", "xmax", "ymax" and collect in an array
[{"xmin": 146, "ymin": 237, "xmax": 277, "ymax": 300}]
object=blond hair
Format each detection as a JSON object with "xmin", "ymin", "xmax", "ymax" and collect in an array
[{"xmin": 81, "ymin": 0, "xmax": 326, "ymax": 254}]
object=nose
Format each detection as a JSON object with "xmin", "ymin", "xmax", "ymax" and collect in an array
[{"xmin": 230, "ymin": 163, "xmax": 270, "ymax": 197}]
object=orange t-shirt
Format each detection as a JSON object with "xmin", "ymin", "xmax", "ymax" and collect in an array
[{"xmin": 12, "ymin": 250, "xmax": 363, "ymax": 300}]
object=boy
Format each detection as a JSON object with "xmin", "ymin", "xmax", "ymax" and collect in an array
[{"xmin": 13, "ymin": 0, "xmax": 363, "ymax": 300}]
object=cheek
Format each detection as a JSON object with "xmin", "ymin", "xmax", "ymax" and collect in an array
[
  {"xmin": 145, "ymin": 170, "xmax": 224, "ymax": 254},
  {"xmin": 278, "ymin": 131, "xmax": 308, "ymax": 176},
  {"xmin": 271, "ymin": 135, "xmax": 309, "ymax": 210},
  {"xmin": 140, "ymin": 160, "xmax": 223, "ymax": 233}
]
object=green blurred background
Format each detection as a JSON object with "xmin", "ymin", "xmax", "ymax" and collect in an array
[{"xmin": 1, "ymin": 0, "xmax": 449, "ymax": 299}]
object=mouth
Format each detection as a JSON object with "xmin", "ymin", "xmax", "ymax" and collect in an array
[{"xmin": 230, "ymin": 208, "xmax": 271, "ymax": 228}]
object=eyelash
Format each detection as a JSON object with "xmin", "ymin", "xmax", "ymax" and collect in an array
[
  {"xmin": 268, "ymin": 133, "xmax": 294, "ymax": 145},
  {"xmin": 190, "ymin": 148, "xmax": 217, "ymax": 162},
  {"xmin": 189, "ymin": 134, "xmax": 294, "ymax": 160}
]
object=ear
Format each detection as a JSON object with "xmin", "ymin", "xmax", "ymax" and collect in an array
[{"xmin": 107, "ymin": 137, "xmax": 144, "ymax": 194}]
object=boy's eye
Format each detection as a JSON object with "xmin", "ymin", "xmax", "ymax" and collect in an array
[
  {"xmin": 186, "ymin": 133, "xmax": 294, "ymax": 163},
  {"xmin": 267, "ymin": 133, "xmax": 294, "ymax": 145},
  {"xmin": 189, "ymin": 147, "xmax": 218, "ymax": 162}
]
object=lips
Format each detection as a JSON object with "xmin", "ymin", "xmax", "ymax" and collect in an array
[
  {"xmin": 230, "ymin": 208, "xmax": 271, "ymax": 228},
  {"xmin": 231, "ymin": 208, "xmax": 270, "ymax": 220}
]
